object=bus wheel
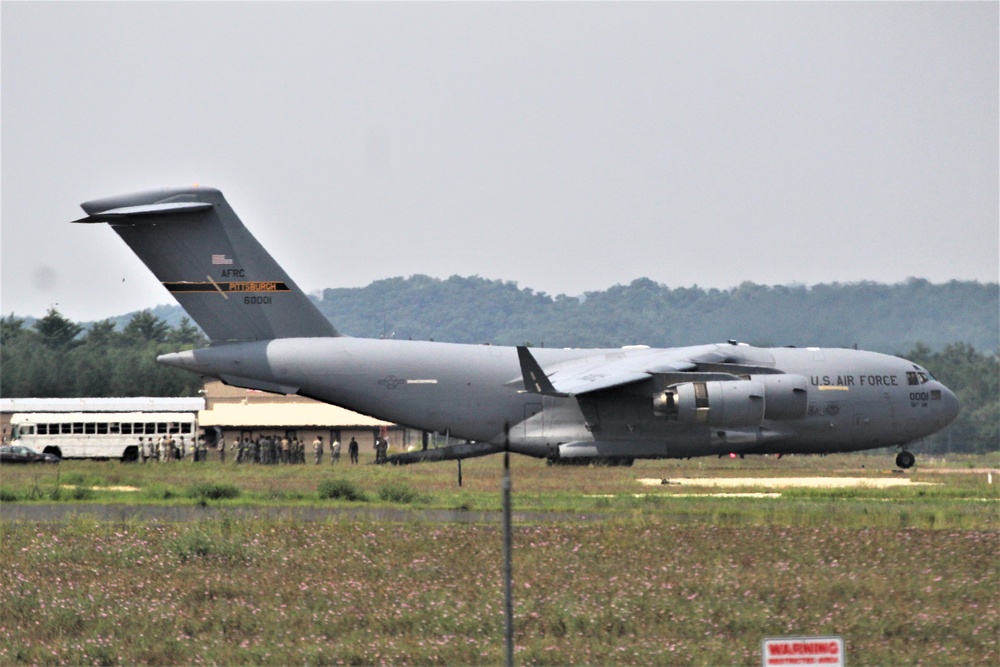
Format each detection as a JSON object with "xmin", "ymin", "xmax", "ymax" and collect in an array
[
  {"xmin": 44, "ymin": 446, "xmax": 62, "ymax": 460},
  {"xmin": 122, "ymin": 446, "xmax": 139, "ymax": 463}
]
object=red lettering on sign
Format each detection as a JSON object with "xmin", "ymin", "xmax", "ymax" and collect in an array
[{"xmin": 764, "ymin": 638, "xmax": 844, "ymax": 667}]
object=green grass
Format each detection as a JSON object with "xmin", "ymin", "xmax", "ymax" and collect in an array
[
  {"xmin": 1, "ymin": 452, "xmax": 997, "ymax": 515},
  {"xmin": 377, "ymin": 481, "xmax": 428, "ymax": 504},
  {"xmin": 0, "ymin": 453, "xmax": 997, "ymax": 665},
  {"xmin": 317, "ymin": 478, "xmax": 368, "ymax": 501},
  {"xmin": 186, "ymin": 481, "xmax": 241, "ymax": 500},
  {"xmin": 1, "ymin": 515, "xmax": 996, "ymax": 666}
]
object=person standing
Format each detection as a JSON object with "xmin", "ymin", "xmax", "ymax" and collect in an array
[
  {"xmin": 313, "ymin": 436, "xmax": 324, "ymax": 465},
  {"xmin": 331, "ymin": 438, "xmax": 341, "ymax": 464},
  {"xmin": 348, "ymin": 437, "xmax": 359, "ymax": 464}
]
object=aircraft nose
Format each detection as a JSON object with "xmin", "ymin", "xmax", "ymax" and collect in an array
[{"xmin": 940, "ymin": 385, "xmax": 960, "ymax": 426}]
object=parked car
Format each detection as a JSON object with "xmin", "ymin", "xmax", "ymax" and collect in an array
[{"xmin": 0, "ymin": 445, "xmax": 60, "ymax": 464}]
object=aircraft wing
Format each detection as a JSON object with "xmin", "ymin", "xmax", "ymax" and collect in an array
[{"xmin": 517, "ymin": 346, "xmax": 700, "ymax": 396}]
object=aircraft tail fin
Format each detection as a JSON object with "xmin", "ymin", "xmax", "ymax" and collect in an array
[{"xmin": 75, "ymin": 186, "xmax": 339, "ymax": 342}]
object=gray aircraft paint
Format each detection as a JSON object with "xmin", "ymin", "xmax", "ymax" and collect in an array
[
  {"xmin": 77, "ymin": 187, "xmax": 337, "ymax": 342},
  {"xmin": 76, "ymin": 187, "xmax": 960, "ymax": 466}
]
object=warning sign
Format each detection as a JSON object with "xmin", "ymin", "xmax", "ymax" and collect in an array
[{"xmin": 762, "ymin": 636, "xmax": 845, "ymax": 666}]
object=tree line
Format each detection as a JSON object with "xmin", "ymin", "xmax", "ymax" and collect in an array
[
  {"xmin": 2, "ymin": 274, "xmax": 997, "ymax": 454},
  {"xmin": 1, "ymin": 309, "xmax": 206, "ymax": 398},
  {"xmin": 904, "ymin": 342, "xmax": 998, "ymax": 455}
]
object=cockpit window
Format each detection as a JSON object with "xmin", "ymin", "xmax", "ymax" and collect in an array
[{"xmin": 908, "ymin": 367, "xmax": 934, "ymax": 384}]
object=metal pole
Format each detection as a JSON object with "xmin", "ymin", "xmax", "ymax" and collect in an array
[{"xmin": 502, "ymin": 424, "xmax": 513, "ymax": 667}]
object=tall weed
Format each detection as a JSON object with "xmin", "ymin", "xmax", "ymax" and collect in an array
[{"xmin": 317, "ymin": 478, "xmax": 367, "ymax": 501}]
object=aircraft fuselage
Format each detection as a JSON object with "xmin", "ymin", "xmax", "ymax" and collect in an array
[
  {"xmin": 76, "ymin": 185, "xmax": 959, "ymax": 467},
  {"xmin": 160, "ymin": 339, "xmax": 959, "ymax": 461}
]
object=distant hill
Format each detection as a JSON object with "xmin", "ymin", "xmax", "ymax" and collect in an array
[{"xmin": 92, "ymin": 277, "xmax": 999, "ymax": 354}]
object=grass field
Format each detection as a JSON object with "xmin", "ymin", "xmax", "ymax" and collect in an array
[{"xmin": 2, "ymin": 453, "xmax": 998, "ymax": 665}]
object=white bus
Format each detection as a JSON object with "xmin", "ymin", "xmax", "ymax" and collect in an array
[{"xmin": 10, "ymin": 412, "xmax": 199, "ymax": 461}]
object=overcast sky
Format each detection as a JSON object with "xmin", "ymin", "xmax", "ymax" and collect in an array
[{"xmin": 2, "ymin": 2, "xmax": 997, "ymax": 323}]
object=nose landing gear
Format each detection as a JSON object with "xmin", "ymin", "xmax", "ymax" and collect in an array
[{"xmin": 895, "ymin": 450, "xmax": 916, "ymax": 469}]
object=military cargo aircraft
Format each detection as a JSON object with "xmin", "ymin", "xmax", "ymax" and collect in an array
[{"xmin": 76, "ymin": 186, "xmax": 959, "ymax": 468}]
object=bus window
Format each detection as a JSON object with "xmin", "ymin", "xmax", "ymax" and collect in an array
[
  {"xmin": 121, "ymin": 423, "xmax": 132, "ymax": 435},
  {"xmin": 37, "ymin": 424, "xmax": 48, "ymax": 435},
  {"xmin": 109, "ymin": 423, "xmax": 119, "ymax": 434},
  {"xmin": 97, "ymin": 423, "xmax": 108, "ymax": 435},
  {"xmin": 181, "ymin": 423, "xmax": 192, "ymax": 434},
  {"xmin": 62, "ymin": 423, "xmax": 72, "ymax": 434},
  {"xmin": 142, "ymin": 423, "xmax": 155, "ymax": 435},
  {"xmin": 21, "ymin": 425, "xmax": 35, "ymax": 436},
  {"xmin": 73, "ymin": 423, "xmax": 84, "ymax": 434},
  {"xmin": 169, "ymin": 422, "xmax": 179, "ymax": 434},
  {"xmin": 85, "ymin": 423, "xmax": 96, "ymax": 435},
  {"xmin": 157, "ymin": 423, "xmax": 167, "ymax": 434}
]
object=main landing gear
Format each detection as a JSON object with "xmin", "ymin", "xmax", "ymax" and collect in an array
[{"xmin": 895, "ymin": 450, "xmax": 916, "ymax": 469}]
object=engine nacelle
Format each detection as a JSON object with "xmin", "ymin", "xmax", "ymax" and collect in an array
[
  {"xmin": 752, "ymin": 374, "xmax": 808, "ymax": 420},
  {"xmin": 655, "ymin": 380, "xmax": 766, "ymax": 428}
]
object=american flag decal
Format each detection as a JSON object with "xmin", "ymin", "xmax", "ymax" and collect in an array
[{"xmin": 212, "ymin": 254, "xmax": 233, "ymax": 265}]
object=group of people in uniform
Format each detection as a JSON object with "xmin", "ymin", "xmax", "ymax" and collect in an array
[
  {"xmin": 229, "ymin": 435, "xmax": 312, "ymax": 465},
  {"xmin": 136, "ymin": 433, "xmax": 373, "ymax": 465},
  {"xmin": 136, "ymin": 435, "xmax": 210, "ymax": 463}
]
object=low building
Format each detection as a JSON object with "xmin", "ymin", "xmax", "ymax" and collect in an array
[
  {"xmin": 2, "ymin": 385, "xmax": 428, "ymax": 458},
  {"xmin": 198, "ymin": 380, "xmax": 420, "ymax": 454}
]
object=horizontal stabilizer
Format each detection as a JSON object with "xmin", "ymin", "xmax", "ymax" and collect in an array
[{"xmin": 74, "ymin": 201, "xmax": 213, "ymax": 223}]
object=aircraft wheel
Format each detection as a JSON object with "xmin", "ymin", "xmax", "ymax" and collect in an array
[{"xmin": 895, "ymin": 451, "xmax": 915, "ymax": 469}]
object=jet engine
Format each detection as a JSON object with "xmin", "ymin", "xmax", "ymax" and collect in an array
[
  {"xmin": 654, "ymin": 380, "xmax": 765, "ymax": 427},
  {"xmin": 653, "ymin": 374, "xmax": 810, "ymax": 426}
]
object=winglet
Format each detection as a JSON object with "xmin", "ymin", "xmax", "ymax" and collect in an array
[{"xmin": 517, "ymin": 346, "xmax": 571, "ymax": 397}]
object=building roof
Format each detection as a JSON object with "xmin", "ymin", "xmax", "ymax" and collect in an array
[
  {"xmin": 1, "ymin": 383, "xmax": 395, "ymax": 430},
  {"xmin": 196, "ymin": 380, "xmax": 392, "ymax": 428},
  {"xmin": 198, "ymin": 402, "xmax": 391, "ymax": 428},
  {"xmin": 0, "ymin": 397, "xmax": 205, "ymax": 413}
]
